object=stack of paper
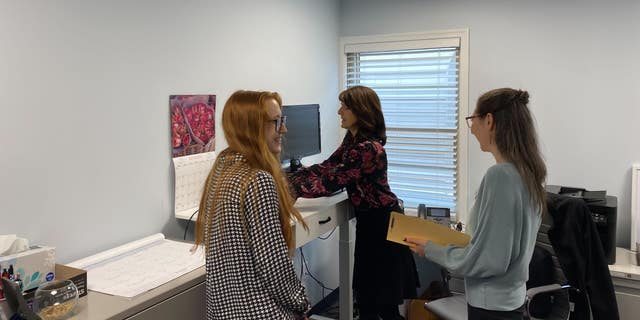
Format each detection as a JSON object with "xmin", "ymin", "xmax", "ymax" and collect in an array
[{"xmin": 68, "ymin": 233, "xmax": 204, "ymax": 298}]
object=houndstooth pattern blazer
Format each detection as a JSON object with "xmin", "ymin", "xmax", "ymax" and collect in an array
[{"xmin": 202, "ymin": 150, "xmax": 310, "ymax": 319}]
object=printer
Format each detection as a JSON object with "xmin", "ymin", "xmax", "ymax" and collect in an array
[{"xmin": 546, "ymin": 185, "xmax": 617, "ymax": 264}]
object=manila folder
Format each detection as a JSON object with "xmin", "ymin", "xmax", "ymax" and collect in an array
[{"xmin": 387, "ymin": 211, "xmax": 470, "ymax": 247}]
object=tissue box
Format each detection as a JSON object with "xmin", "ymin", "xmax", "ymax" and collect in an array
[{"xmin": 0, "ymin": 246, "xmax": 55, "ymax": 293}]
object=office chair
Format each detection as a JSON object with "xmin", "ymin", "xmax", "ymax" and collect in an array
[{"xmin": 423, "ymin": 208, "xmax": 574, "ymax": 320}]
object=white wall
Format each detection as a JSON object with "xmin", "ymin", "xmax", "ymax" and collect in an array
[
  {"xmin": 3, "ymin": 0, "xmax": 638, "ymax": 310},
  {"xmin": 340, "ymin": 0, "xmax": 640, "ymax": 247},
  {"xmin": 0, "ymin": 0, "xmax": 342, "ymax": 276}
]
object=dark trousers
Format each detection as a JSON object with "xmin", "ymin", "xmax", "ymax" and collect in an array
[
  {"xmin": 356, "ymin": 290, "xmax": 404, "ymax": 320},
  {"xmin": 467, "ymin": 303, "xmax": 524, "ymax": 320},
  {"xmin": 357, "ymin": 302, "xmax": 403, "ymax": 320}
]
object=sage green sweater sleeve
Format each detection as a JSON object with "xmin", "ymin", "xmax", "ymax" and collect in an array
[{"xmin": 424, "ymin": 163, "xmax": 541, "ymax": 311}]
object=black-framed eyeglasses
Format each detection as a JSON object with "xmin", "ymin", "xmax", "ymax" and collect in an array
[
  {"xmin": 465, "ymin": 115, "xmax": 483, "ymax": 128},
  {"xmin": 269, "ymin": 115, "xmax": 287, "ymax": 132}
]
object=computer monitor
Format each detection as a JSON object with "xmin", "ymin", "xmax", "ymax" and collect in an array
[{"xmin": 281, "ymin": 104, "xmax": 321, "ymax": 171}]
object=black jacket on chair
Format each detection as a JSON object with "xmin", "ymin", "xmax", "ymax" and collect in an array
[{"xmin": 546, "ymin": 193, "xmax": 619, "ymax": 319}]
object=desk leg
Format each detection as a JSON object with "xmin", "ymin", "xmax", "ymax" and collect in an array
[{"xmin": 339, "ymin": 205, "xmax": 354, "ymax": 320}]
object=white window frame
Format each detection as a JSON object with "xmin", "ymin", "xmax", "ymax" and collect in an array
[
  {"xmin": 339, "ymin": 29, "xmax": 470, "ymax": 223},
  {"xmin": 632, "ymin": 163, "xmax": 640, "ymax": 251}
]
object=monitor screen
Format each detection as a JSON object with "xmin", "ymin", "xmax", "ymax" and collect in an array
[{"xmin": 281, "ymin": 104, "xmax": 321, "ymax": 166}]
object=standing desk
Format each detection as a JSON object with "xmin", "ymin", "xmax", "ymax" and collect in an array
[{"xmin": 48, "ymin": 192, "xmax": 354, "ymax": 320}]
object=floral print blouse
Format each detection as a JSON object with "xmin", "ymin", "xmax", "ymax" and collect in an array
[{"xmin": 289, "ymin": 135, "xmax": 399, "ymax": 211}]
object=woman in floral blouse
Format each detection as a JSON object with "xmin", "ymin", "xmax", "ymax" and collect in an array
[
  {"xmin": 289, "ymin": 86, "xmax": 419, "ymax": 320},
  {"xmin": 195, "ymin": 90, "xmax": 310, "ymax": 319}
]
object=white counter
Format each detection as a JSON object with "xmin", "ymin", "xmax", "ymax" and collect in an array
[{"xmin": 609, "ymin": 247, "xmax": 640, "ymax": 319}]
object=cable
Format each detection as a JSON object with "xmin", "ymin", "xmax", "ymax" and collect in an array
[
  {"xmin": 183, "ymin": 209, "xmax": 199, "ymax": 240},
  {"xmin": 300, "ymin": 250, "xmax": 304, "ymax": 277},
  {"xmin": 299, "ymin": 248, "xmax": 335, "ymax": 299},
  {"xmin": 300, "ymin": 248, "xmax": 327, "ymax": 298},
  {"xmin": 318, "ymin": 227, "xmax": 337, "ymax": 240}
]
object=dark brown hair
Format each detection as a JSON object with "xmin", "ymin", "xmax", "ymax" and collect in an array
[
  {"xmin": 476, "ymin": 88, "xmax": 547, "ymax": 214},
  {"xmin": 339, "ymin": 86, "xmax": 387, "ymax": 145}
]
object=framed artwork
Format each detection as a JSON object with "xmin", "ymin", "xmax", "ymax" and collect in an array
[
  {"xmin": 632, "ymin": 164, "xmax": 640, "ymax": 251},
  {"xmin": 170, "ymin": 95, "xmax": 216, "ymax": 157}
]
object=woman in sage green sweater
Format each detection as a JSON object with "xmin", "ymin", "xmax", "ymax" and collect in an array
[{"xmin": 406, "ymin": 88, "xmax": 547, "ymax": 320}]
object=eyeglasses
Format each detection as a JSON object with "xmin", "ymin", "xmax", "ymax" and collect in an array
[
  {"xmin": 465, "ymin": 115, "xmax": 483, "ymax": 128},
  {"xmin": 269, "ymin": 115, "xmax": 287, "ymax": 132}
]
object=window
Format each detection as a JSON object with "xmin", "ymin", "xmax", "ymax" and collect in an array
[{"xmin": 340, "ymin": 31, "xmax": 469, "ymax": 219}]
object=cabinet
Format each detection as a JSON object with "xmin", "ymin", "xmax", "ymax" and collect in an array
[
  {"xmin": 609, "ymin": 247, "xmax": 640, "ymax": 320},
  {"xmin": 127, "ymin": 282, "xmax": 205, "ymax": 320}
]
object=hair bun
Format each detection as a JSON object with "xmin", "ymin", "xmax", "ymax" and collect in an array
[{"xmin": 514, "ymin": 90, "xmax": 529, "ymax": 104}]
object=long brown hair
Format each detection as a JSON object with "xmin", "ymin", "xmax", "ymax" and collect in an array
[
  {"xmin": 339, "ymin": 86, "xmax": 387, "ymax": 145},
  {"xmin": 475, "ymin": 88, "xmax": 547, "ymax": 214},
  {"xmin": 194, "ymin": 90, "xmax": 308, "ymax": 254}
]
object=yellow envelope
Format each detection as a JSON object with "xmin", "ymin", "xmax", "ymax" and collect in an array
[{"xmin": 387, "ymin": 211, "xmax": 470, "ymax": 247}]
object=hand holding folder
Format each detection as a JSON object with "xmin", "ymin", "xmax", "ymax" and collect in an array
[{"xmin": 387, "ymin": 211, "xmax": 470, "ymax": 247}]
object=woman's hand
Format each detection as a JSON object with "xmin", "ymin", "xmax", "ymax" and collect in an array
[{"xmin": 404, "ymin": 237, "xmax": 428, "ymax": 257}]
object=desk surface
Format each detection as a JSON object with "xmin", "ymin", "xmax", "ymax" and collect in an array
[
  {"xmin": 295, "ymin": 192, "xmax": 348, "ymax": 213},
  {"xmin": 609, "ymin": 247, "xmax": 640, "ymax": 281}
]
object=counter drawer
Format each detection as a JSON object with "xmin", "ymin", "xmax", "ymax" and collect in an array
[{"xmin": 294, "ymin": 205, "xmax": 340, "ymax": 247}]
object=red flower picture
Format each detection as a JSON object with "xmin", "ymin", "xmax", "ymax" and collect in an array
[{"xmin": 170, "ymin": 95, "xmax": 216, "ymax": 157}]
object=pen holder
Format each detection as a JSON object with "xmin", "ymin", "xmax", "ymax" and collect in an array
[{"xmin": 33, "ymin": 280, "xmax": 78, "ymax": 320}]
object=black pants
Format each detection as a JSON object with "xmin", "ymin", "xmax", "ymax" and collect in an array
[
  {"xmin": 353, "ymin": 208, "xmax": 418, "ymax": 306},
  {"xmin": 357, "ymin": 301, "xmax": 403, "ymax": 320},
  {"xmin": 467, "ymin": 303, "xmax": 525, "ymax": 320}
]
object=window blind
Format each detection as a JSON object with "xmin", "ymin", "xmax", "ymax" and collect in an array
[{"xmin": 345, "ymin": 47, "xmax": 460, "ymax": 212}]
